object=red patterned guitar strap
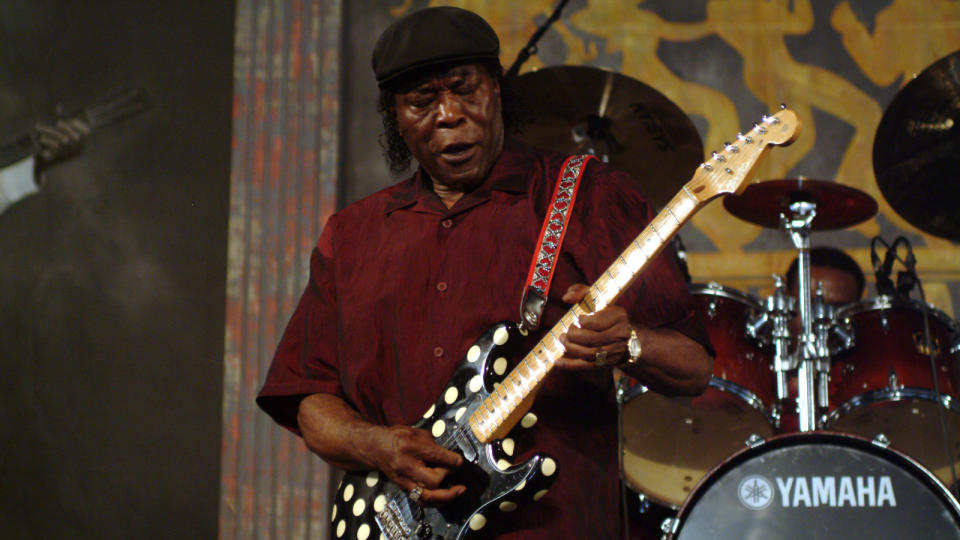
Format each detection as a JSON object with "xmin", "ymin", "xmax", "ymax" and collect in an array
[{"xmin": 519, "ymin": 154, "xmax": 595, "ymax": 334}]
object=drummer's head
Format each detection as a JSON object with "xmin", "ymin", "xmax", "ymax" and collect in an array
[
  {"xmin": 371, "ymin": 7, "xmax": 523, "ymax": 178},
  {"xmin": 786, "ymin": 247, "xmax": 865, "ymax": 306}
]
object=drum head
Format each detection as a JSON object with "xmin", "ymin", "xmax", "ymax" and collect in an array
[
  {"xmin": 621, "ymin": 381, "xmax": 775, "ymax": 508},
  {"xmin": 672, "ymin": 432, "xmax": 960, "ymax": 539}
]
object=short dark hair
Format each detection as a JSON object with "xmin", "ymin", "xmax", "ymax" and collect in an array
[
  {"xmin": 375, "ymin": 60, "xmax": 525, "ymax": 176},
  {"xmin": 785, "ymin": 246, "xmax": 865, "ymax": 298}
]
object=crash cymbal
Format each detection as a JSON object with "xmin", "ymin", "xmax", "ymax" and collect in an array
[
  {"xmin": 723, "ymin": 178, "xmax": 878, "ymax": 230},
  {"xmin": 511, "ymin": 65, "xmax": 703, "ymax": 210},
  {"xmin": 873, "ymin": 50, "xmax": 960, "ymax": 241}
]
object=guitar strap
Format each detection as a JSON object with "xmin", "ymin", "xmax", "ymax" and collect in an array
[{"xmin": 519, "ymin": 154, "xmax": 595, "ymax": 334}]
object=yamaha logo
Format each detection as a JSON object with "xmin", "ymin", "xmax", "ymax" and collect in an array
[
  {"xmin": 737, "ymin": 475, "xmax": 897, "ymax": 509},
  {"xmin": 738, "ymin": 475, "xmax": 774, "ymax": 510}
]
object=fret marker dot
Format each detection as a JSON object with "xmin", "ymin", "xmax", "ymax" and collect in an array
[
  {"xmin": 493, "ymin": 357, "xmax": 507, "ymax": 375},
  {"xmin": 521, "ymin": 413, "xmax": 538, "ymax": 428},
  {"xmin": 542, "ymin": 458, "xmax": 557, "ymax": 476},
  {"xmin": 493, "ymin": 327, "xmax": 509, "ymax": 345},
  {"xmin": 499, "ymin": 501, "xmax": 518, "ymax": 512},
  {"xmin": 469, "ymin": 375, "xmax": 482, "ymax": 393},
  {"xmin": 444, "ymin": 387, "xmax": 459, "ymax": 404},
  {"xmin": 432, "ymin": 419, "xmax": 446, "ymax": 437},
  {"xmin": 467, "ymin": 345, "xmax": 481, "ymax": 362},
  {"xmin": 502, "ymin": 438, "xmax": 515, "ymax": 456}
]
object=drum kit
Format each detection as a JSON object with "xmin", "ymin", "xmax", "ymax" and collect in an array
[{"xmin": 512, "ymin": 49, "xmax": 960, "ymax": 538}]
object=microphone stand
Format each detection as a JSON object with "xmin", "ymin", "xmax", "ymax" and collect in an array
[{"xmin": 505, "ymin": 0, "xmax": 571, "ymax": 78}]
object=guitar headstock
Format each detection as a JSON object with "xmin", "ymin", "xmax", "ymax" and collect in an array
[{"xmin": 685, "ymin": 106, "xmax": 801, "ymax": 203}]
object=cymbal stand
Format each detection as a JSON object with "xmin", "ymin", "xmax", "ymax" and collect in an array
[
  {"xmin": 780, "ymin": 200, "xmax": 822, "ymax": 431},
  {"xmin": 746, "ymin": 275, "xmax": 795, "ymax": 427}
]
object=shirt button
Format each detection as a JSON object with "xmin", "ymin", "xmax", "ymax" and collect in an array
[
  {"xmin": 441, "ymin": 219, "xmax": 453, "ymax": 229},
  {"xmin": 436, "ymin": 281, "xmax": 448, "ymax": 292},
  {"xmin": 433, "ymin": 347, "xmax": 444, "ymax": 357}
]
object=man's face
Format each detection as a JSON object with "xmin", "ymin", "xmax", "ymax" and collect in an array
[
  {"xmin": 790, "ymin": 265, "xmax": 861, "ymax": 306},
  {"xmin": 811, "ymin": 265, "xmax": 861, "ymax": 306},
  {"xmin": 393, "ymin": 63, "xmax": 504, "ymax": 192}
]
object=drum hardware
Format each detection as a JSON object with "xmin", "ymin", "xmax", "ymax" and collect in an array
[
  {"xmin": 745, "ymin": 275, "xmax": 795, "ymax": 418},
  {"xmin": 745, "ymin": 433, "xmax": 764, "ymax": 448},
  {"xmin": 873, "ymin": 433, "xmax": 891, "ymax": 448}
]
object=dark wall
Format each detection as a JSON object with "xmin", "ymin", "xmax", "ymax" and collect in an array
[{"xmin": 0, "ymin": 2, "xmax": 233, "ymax": 538}]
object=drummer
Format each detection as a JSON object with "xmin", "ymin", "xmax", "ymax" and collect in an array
[{"xmin": 785, "ymin": 246, "xmax": 865, "ymax": 307}]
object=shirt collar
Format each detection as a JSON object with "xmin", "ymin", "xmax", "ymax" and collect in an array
[{"xmin": 383, "ymin": 138, "xmax": 534, "ymax": 216}]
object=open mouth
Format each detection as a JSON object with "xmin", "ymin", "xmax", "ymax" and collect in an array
[{"xmin": 439, "ymin": 142, "xmax": 476, "ymax": 162}]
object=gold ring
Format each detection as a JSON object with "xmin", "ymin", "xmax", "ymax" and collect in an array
[{"xmin": 594, "ymin": 349, "xmax": 609, "ymax": 365}]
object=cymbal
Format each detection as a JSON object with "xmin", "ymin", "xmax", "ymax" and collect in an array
[
  {"xmin": 873, "ymin": 50, "xmax": 960, "ymax": 241},
  {"xmin": 510, "ymin": 65, "xmax": 703, "ymax": 210},
  {"xmin": 723, "ymin": 179, "xmax": 878, "ymax": 230}
]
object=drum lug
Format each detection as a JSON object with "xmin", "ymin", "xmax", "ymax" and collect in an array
[
  {"xmin": 887, "ymin": 368, "xmax": 902, "ymax": 392},
  {"xmin": 660, "ymin": 517, "xmax": 680, "ymax": 536},
  {"xmin": 635, "ymin": 492, "xmax": 651, "ymax": 514},
  {"xmin": 745, "ymin": 433, "xmax": 765, "ymax": 448},
  {"xmin": 872, "ymin": 433, "xmax": 891, "ymax": 448}
]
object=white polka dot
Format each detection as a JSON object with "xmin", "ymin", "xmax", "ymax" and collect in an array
[
  {"xmin": 469, "ymin": 513, "xmax": 487, "ymax": 531},
  {"xmin": 533, "ymin": 489, "xmax": 548, "ymax": 501},
  {"xmin": 432, "ymin": 419, "xmax": 446, "ymax": 437},
  {"xmin": 467, "ymin": 345, "xmax": 481, "ymax": 362},
  {"xmin": 374, "ymin": 494, "xmax": 386, "ymax": 513},
  {"xmin": 336, "ymin": 520, "xmax": 346, "ymax": 537},
  {"xmin": 331, "ymin": 504, "xmax": 338, "ymax": 521},
  {"xmin": 499, "ymin": 501, "xmax": 518, "ymax": 512},
  {"xmin": 497, "ymin": 459, "xmax": 511, "ymax": 470},
  {"xmin": 455, "ymin": 407, "xmax": 467, "ymax": 421},
  {"xmin": 352, "ymin": 498, "xmax": 366, "ymax": 516},
  {"xmin": 493, "ymin": 357, "xmax": 508, "ymax": 375},
  {"xmin": 343, "ymin": 484, "xmax": 355, "ymax": 502},
  {"xmin": 365, "ymin": 471, "xmax": 379, "ymax": 487},
  {"xmin": 493, "ymin": 327, "xmax": 509, "ymax": 345},
  {"xmin": 521, "ymin": 413, "xmax": 538, "ymax": 428},
  {"xmin": 515, "ymin": 480, "xmax": 527, "ymax": 491},
  {"xmin": 502, "ymin": 438, "xmax": 515, "ymax": 456},
  {"xmin": 468, "ymin": 375, "xmax": 483, "ymax": 393},
  {"xmin": 444, "ymin": 387, "xmax": 459, "ymax": 404},
  {"xmin": 422, "ymin": 404, "xmax": 435, "ymax": 419},
  {"xmin": 357, "ymin": 523, "xmax": 371, "ymax": 540},
  {"xmin": 541, "ymin": 458, "xmax": 557, "ymax": 477}
]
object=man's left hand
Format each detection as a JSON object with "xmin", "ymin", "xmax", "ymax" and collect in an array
[{"xmin": 557, "ymin": 283, "xmax": 637, "ymax": 371}]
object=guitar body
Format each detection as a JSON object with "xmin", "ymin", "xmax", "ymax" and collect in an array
[{"xmin": 330, "ymin": 322, "xmax": 557, "ymax": 540}]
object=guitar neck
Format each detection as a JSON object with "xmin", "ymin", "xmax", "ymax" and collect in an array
[
  {"xmin": 466, "ymin": 107, "xmax": 801, "ymax": 443},
  {"xmin": 467, "ymin": 185, "xmax": 704, "ymax": 443}
]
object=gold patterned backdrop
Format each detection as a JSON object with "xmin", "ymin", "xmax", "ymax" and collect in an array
[{"xmin": 381, "ymin": 0, "xmax": 960, "ymax": 315}]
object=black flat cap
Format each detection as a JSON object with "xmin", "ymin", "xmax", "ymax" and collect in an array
[{"xmin": 372, "ymin": 7, "xmax": 500, "ymax": 88}]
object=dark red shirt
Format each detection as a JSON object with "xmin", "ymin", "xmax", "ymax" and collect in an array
[{"xmin": 258, "ymin": 140, "xmax": 707, "ymax": 539}]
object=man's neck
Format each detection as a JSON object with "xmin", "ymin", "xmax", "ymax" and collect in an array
[{"xmin": 431, "ymin": 180, "xmax": 465, "ymax": 208}]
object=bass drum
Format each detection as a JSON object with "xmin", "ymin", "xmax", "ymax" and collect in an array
[
  {"xmin": 823, "ymin": 296, "xmax": 960, "ymax": 489},
  {"xmin": 620, "ymin": 283, "xmax": 775, "ymax": 508},
  {"xmin": 666, "ymin": 432, "xmax": 960, "ymax": 540}
]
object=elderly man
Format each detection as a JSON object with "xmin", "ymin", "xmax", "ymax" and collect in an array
[{"xmin": 257, "ymin": 7, "xmax": 712, "ymax": 539}]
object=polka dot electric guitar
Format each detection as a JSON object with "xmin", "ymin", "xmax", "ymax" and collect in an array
[{"xmin": 330, "ymin": 108, "xmax": 800, "ymax": 539}]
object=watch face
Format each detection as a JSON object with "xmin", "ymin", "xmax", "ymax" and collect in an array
[{"xmin": 628, "ymin": 332, "xmax": 641, "ymax": 361}]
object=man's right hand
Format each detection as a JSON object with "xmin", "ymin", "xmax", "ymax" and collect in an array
[
  {"xmin": 370, "ymin": 425, "xmax": 466, "ymax": 505},
  {"xmin": 297, "ymin": 393, "xmax": 466, "ymax": 506}
]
